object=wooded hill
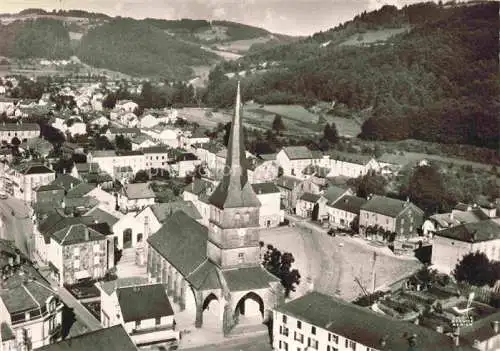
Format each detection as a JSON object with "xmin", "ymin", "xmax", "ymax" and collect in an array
[{"xmin": 206, "ymin": 2, "xmax": 499, "ymax": 150}]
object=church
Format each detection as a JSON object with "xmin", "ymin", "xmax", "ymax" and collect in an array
[{"xmin": 146, "ymin": 82, "xmax": 283, "ymax": 335}]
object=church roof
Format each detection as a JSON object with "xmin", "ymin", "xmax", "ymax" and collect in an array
[
  {"xmin": 222, "ymin": 266, "xmax": 279, "ymax": 292},
  {"xmin": 147, "ymin": 211, "xmax": 219, "ymax": 290},
  {"xmin": 208, "ymin": 82, "xmax": 260, "ymax": 210}
]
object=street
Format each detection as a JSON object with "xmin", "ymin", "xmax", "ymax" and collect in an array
[
  {"xmin": 180, "ymin": 333, "xmax": 271, "ymax": 351},
  {"xmin": 0, "ymin": 196, "xmax": 33, "ymax": 258}
]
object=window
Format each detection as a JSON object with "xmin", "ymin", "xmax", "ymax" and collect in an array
[
  {"xmin": 311, "ymin": 326, "xmax": 316, "ymax": 335},
  {"xmin": 135, "ymin": 320, "xmax": 141, "ymax": 329},
  {"xmin": 279, "ymin": 326, "xmax": 289, "ymax": 336},
  {"xmin": 328, "ymin": 334, "xmax": 339, "ymax": 344},
  {"xmin": 282, "ymin": 314, "xmax": 287, "ymax": 324},
  {"xmin": 238, "ymin": 252, "xmax": 244, "ymax": 263},
  {"xmin": 155, "ymin": 317, "xmax": 161, "ymax": 325},
  {"xmin": 297, "ymin": 320, "xmax": 302, "ymax": 329},
  {"xmin": 294, "ymin": 331, "xmax": 304, "ymax": 343},
  {"xmin": 326, "ymin": 347, "xmax": 338, "ymax": 351},
  {"xmin": 307, "ymin": 338, "xmax": 318, "ymax": 350},
  {"xmin": 73, "ymin": 260, "xmax": 80, "ymax": 269},
  {"xmin": 344, "ymin": 340, "xmax": 356, "ymax": 350},
  {"xmin": 401, "ymin": 218, "xmax": 405, "ymax": 225},
  {"xmin": 73, "ymin": 247, "xmax": 80, "ymax": 257}
]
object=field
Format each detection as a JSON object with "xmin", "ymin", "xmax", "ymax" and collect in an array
[
  {"xmin": 200, "ymin": 46, "xmax": 242, "ymax": 61},
  {"xmin": 260, "ymin": 225, "xmax": 421, "ymax": 301},
  {"xmin": 339, "ymin": 27, "xmax": 410, "ymax": 46},
  {"xmin": 215, "ymin": 35, "xmax": 274, "ymax": 53}
]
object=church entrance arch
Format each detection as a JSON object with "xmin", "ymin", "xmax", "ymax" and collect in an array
[{"xmin": 234, "ymin": 291, "xmax": 264, "ymax": 318}]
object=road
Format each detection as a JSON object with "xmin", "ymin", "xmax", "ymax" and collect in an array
[
  {"xmin": 57, "ymin": 287, "xmax": 102, "ymax": 331},
  {"xmin": 260, "ymin": 214, "xmax": 422, "ymax": 301},
  {"xmin": 0, "ymin": 197, "xmax": 33, "ymax": 259},
  {"xmin": 180, "ymin": 334, "xmax": 271, "ymax": 351}
]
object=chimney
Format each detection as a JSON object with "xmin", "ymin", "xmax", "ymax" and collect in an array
[
  {"xmin": 84, "ymin": 227, "xmax": 89, "ymax": 241},
  {"xmin": 492, "ymin": 321, "xmax": 499, "ymax": 334}
]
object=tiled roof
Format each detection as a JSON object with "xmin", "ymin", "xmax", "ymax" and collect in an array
[
  {"xmin": 435, "ymin": 220, "xmax": 500, "ymax": 243},
  {"xmin": 1, "ymin": 322, "xmax": 14, "ymax": 341},
  {"xmin": 142, "ymin": 146, "xmax": 170, "ymax": 154},
  {"xmin": 184, "ymin": 178, "xmax": 213, "ymax": 196},
  {"xmin": 51, "ymin": 223, "xmax": 105, "ymax": 245},
  {"xmin": 123, "ymin": 183, "xmax": 155, "ymax": 199},
  {"xmin": 35, "ymin": 325, "xmax": 138, "ymax": 351},
  {"xmin": 329, "ymin": 151, "xmax": 374, "ymax": 165},
  {"xmin": 275, "ymin": 176, "xmax": 301, "ymax": 190},
  {"xmin": 187, "ymin": 260, "xmax": 221, "ymax": 290},
  {"xmin": 91, "ymin": 150, "xmax": 116, "ymax": 158},
  {"xmin": 222, "ymin": 266, "xmax": 279, "ymax": 292},
  {"xmin": 50, "ymin": 174, "xmax": 81, "ymax": 191},
  {"xmin": 116, "ymin": 150, "xmax": 144, "ymax": 156},
  {"xmin": 64, "ymin": 196, "xmax": 99, "ymax": 209},
  {"xmin": 150, "ymin": 201, "xmax": 202, "ymax": 223},
  {"xmin": 12, "ymin": 163, "xmax": 53, "ymax": 175},
  {"xmin": 282, "ymin": 146, "xmax": 313, "ymax": 160},
  {"xmin": 330, "ymin": 195, "xmax": 367, "ymax": 214},
  {"xmin": 74, "ymin": 162, "xmax": 100, "ymax": 173},
  {"xmin": 99, "ymin": 277, "xmax": 149, "ymax": 296},
  {"xmin": 251, "ymin": 182, "xmax": 280, "ymax": 195},
  {"xmin": 276, "ymin": 292, "xmax": 476, "ymax": 351},
  {"xmin": 361, "ymin": 195, "xmax": 423, "ymax": 218},
  {"xmin": 108, "ymin": 127, "xmax": 140, "ymax": 134},
  {"xmin": 85, "ymin": 207, "xmax": 120, "ymax": 226},
  {"xmin": 176, "ymin": 152, "xmax": 198, "ymax": 162},
  {"xmin": 117, "ymin": 284, "xmax": 174, "ymax": 323},
  {"xmin": 36, "ymin": 184, "xmax": 64, "ymax": 192},
  {"xmin": 299, "ymin": 192, "xmax": 320, "ymax": 203},
  {"xmin": 147, "ymin": 211, "xmax": 208, "ymax": 283},
  {"xmin": 66, "ymin": 183, "xmax": 96, "ymax": 198},
  {"xmin": 258, "ymin": 153, "xmax": 277, "ymax": 161},
  {"xmin": 323, "ymin": 185, "xmax": 350, "ymax": 204}
]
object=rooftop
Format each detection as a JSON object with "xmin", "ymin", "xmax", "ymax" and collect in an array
[
  {"xmin": 275, "ymin": 292, "xmax": 475, "ymax": 351},
  {"xmin": 85, "ymin": 207, "xmax": 120, "ymax": 226},
  {"xmin": 0, "ymin": 123, "xmax": 40, "ymax": 131},
  {"xmin": 66, "ymin": 183, "xmax": 96, "ymax": 198},
  {"xmin": 251, "ymin": 182, "xmax": 280, "ymax": 195},
  {"xmin": 282, "ymin": 146, "xmax": 313, "ymax": 160},
  {"xmin": 123, "ymin": 183, "xmax": 155, "ymax": 199},
  {"xmin": 50, "ymin": 174, "xmax": 81, "ymax": 192},
  {"xmin": 51, "ymin": 223, "xmax": 105, "ymax": 246},
  {"xmin": 99, "ymin": 276, "xmax": 149, "ymax": 296},
  {"xmin": 323, "ymin": 185, "xmax": 351, "ymax": 205},
  {"xmin": 35, "ymin": 325, "xmax": 138, "ymax": 351},
  {"xmin": 435, "ymin": 219, "xmax": 500, "ymax": 243},
  {"xmin": 117, "ymin": 284, "xmax": 174, "ymax": 323},
  {"xmin": 330, "ymin": 151, "xmax": 374, "ymax": 165},
  {"xmin": 299, "ymin": 192, "xmax": 321, "ymax": 203},
  {"xmin": 149, "ymin": 201, "xmax": 202, "ymax": 223},
  {"xmin": 361, "ymin": 195, "xmax": 423, "ymax": 218},
  {"xmin": 11, "ymin": 163, "xmax": 53, "ymax": 175},
  {"xmin": 330, "ymin": 195, "xmax": 367, "ymax": 214}
]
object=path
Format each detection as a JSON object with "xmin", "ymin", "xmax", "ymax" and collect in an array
[
  {"xmin": 180, "ymin": 333, "xmax": 271, "ymax": 351},
  {"xmin": 57, "ymin": 287, "xmax": 102, "ymax": 331}
]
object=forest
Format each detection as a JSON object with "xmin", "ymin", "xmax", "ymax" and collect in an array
[{"xmin": 206, "ymin": 2, "xmax": 499, "ymax": 149}]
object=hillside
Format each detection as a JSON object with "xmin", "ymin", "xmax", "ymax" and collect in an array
[
  {"xmin": 206, "ymin": 2, "xmax": 499, "ymax": 150},
  {"xmin": 0, "ymin": 9, "xmax": 290, "ymax": 79}
]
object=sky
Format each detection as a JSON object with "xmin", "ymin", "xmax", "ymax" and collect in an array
[{"xmin": 1, "ymin": 0, "xmax": 428, "ymax": 36}]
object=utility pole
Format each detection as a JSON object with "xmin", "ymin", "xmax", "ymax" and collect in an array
[{"xmin": 371, "ymin": 251, "xmax": 377, "ymax": 293}]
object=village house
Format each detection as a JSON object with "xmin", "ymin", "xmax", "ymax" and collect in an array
[
  {"xmin": 3, "ymin": 163, "xmax": 55, "ymax": 203},
  {"xmin": 96, "ymin": 279, "xmax": 178, "ymax": 347},
  {"xmin": 141, "ymin": 127, "xmax": 181, "ymax": 148},
  {"xmin": 143, "ymin": 146, "xmax": 172, "ymax": 169},
  {"xmin": 114, "ymin": 166, "xmax": 135, "ymax": 184},
  {"xmin": 47, "ymin": 223, "xmax": 113, "ymax": 286},
  {"xmin": 34, "ymin": 184, "xmax": 65, "ymax": 212},
  {"xmin": 70, "ymin": 162, "xmax": 101, "ymax": 181},
  {"xmin": 296, "ymin": 193, "xmax": 327, "ymax": 220},
  {"xmin": 247, "ymin": 157, "xmax": 280, "ymax": 184},
  {"xmin": 422, "ymin": 205, "xmax": 491, "ymax": 237},
  {"xmin": 170, "ymin": 152, "xmax": 200, "ymax": 178},
  {"xmin": 0, "ymin": 122, "xmax": 40, "ymax": 142},
  {"xmin": 431, "ymin": 219, "xmax": 500, "ymax": 274},
  {"xmin": 0, "ymin": 97, "xmax": 17, "ymax": 116},
  {"xmin": 87, "ymin": 150, "xmax": 146, "ymax": 179},
  {"xmin": 51, "ymin": 116, "xmax": 87, "ymax": 137},
  {"xmin": 105, "ymin": 127, "xmax": 140, "ymax": 141},
  {"xmin": 89, "ymin": 115, "xmax": 110, "ymax": 129},
  {"xmin": 182, "ymin": 178, "xmax": 215, "ymax": 226},
  {"xmin": 192, "ymin": 143, "xmax": 224, "ymax": 170},
  {"xmin": 275, "ymin": 176, "xmax": 304, "ymax": 213},
  {"xmin": 272, "ymin": 291, "xmax": 475, "ymax": 351},
  {"xmin": 326, "ymin": 152, "xmax": 380, "ymax": 178},
  {"xmin": 180, "ymin": 129, "xmax": 210, "ymax": 149},
  {"xmin": 328, "ymin": 195, "xmax": 367, "ymax": 230},
  {"xmin": 119, "ymin": 112, "xmax": 139, "ymax": 128},
  {"xmin": 324, "ymin": 185, "xmax": 355, "ymax": 223},
  {"xmin": 138, "ymin": 113, "xmax": 160, "ymax": 129},
  {"xmin": 252, "ymin": 182, "xmax": 283, "ymax": 228},
  {"xmin": 118, "ymin": 183, "xmax": 156, "ymax": 213},
  {"xmin": 61, "ymin": 142, "xmax": 84, "ymax": 159},
  {"xmin": 0, "ymin": 242, "xmax": 64, "ymax": 350},
  {"xmin": 359, "ymin": 195, "xmax": 424, "ymax": 239},
  {"xmin": 130, "ymin": 134, "xmax": 158, "ymax": 151},
  {"xmin": 114, "ymin": 100, "xmax": 138, "ymax": 114},
  {"xmin": 276, "ymin": 146, "xmax": 317, "ymax": 177},
  {"xmin": 50, "ymin": 173, "xmax": 82, "ymax": 194},
  {"xmin": 35, "ymin": 325, "xmax": 138, "ymax": 351}
]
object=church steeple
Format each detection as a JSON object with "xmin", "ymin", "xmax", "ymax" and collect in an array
[{"xmin": 208, "ymin": 81, "xmax": 260, "ymax": 209}]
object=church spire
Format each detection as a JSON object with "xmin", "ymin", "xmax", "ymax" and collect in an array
[{"xmin": 208, "ymin": 81, "xmax": 260, "ymax": 209}]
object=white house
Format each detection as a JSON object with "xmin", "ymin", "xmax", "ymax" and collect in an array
[
  {"xmin": 87, "ymin": 150, "xmax": 147, "ymax": 179},
  {"xmin": 115, "ymin": 100, "xmax": 139, "ymax": 113},
  {"xmin": 327, "ymin": 152, "xmax": 380, "ymax": 178},
  {"xmin": 142, "ymin": 127, "xmax": 180, "ymax": 148},
  {"xmin": 3, "ymin": 163, "xmax": 55, "ymax": 203},
  {"xmin": 252, "ymin": 183, "xmax": 282, "ymax": 228},
  {"xmin": 431, "ymin": 219, "xmax": 500, "ymax": 274},
  {"xmin": 328, "ymin": 195, "xmax": 367, "ymax": 230},
  {"xmin": 276, "ymin": 146, "xmax": 316, "ymax": 177},
  {"xmin": 273, "ymin": 292, "xmax": 465, "ymax": 351},
  {"xmin": 143, "ymin": 146, "xmax": 172, "ymax": 169},
  {"xmin": 51, "ymin": 116, "xmax": 87, "ymax": 137},
  {"xmin": 0, "ymin": 122, "xmax": 40, "ymax": 142},
  {"xmin": 171, "ymin": 152, "xmax": 201, "ymax": 178},
  {"xmin": 90, "ymin": 116, "xmax": 110, "ymax": 129},
  {"xmin": 118, "ymin": 183, "xmax": 156, "ymax": 214},
  {"xmin": 96, "ymin": 279, "xmax": 178, "ymax": 347},
  {"xmin": 139, "ymin": 114, "xmax": 160, "ymax": 128}
]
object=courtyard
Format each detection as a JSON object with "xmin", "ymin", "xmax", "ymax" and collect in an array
[{"xmin": 260, "ymin": 225, "xmax": 422, "ymax": 301}]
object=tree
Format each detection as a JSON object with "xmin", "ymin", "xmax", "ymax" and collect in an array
[
  {"xmin": 452, "ymin": 251, "xmax": 496, "ymax": 287},
  {"xmin": 349, "ymin": 173, "xmax": 387, "ymax": 198},
  {"xmin": 102, "ymin": 93, "xmax": 117, "ymax": 109},
  {"xmin": 10, "ymin": 137, "xmax": 20, "ymax": 146},
  {"xmin": 323, "ymin": 123, "xmax": 339, "ymax": 144},
  {"xmin": 94, "ymin": 135, "xmax": 114, "ymax": 150},
  {"xmin": 262, "ymin": 245, "xmax": 301, "ymax": 298},
  {"xmin": 271, "ymin": 115, "xmax": 286, "ymax": 134},
  {"xmin": 115, "ymin": 135, "xmax": 132, "ymax": 151},
  {"xmin": 133, "ymin": 170, "xmax": 150, "ymax": 183}
]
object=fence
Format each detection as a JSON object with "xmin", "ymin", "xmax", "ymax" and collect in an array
[{"xmin": 458, "ymin": 282, "xmax": 500, "ymax": 307}]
